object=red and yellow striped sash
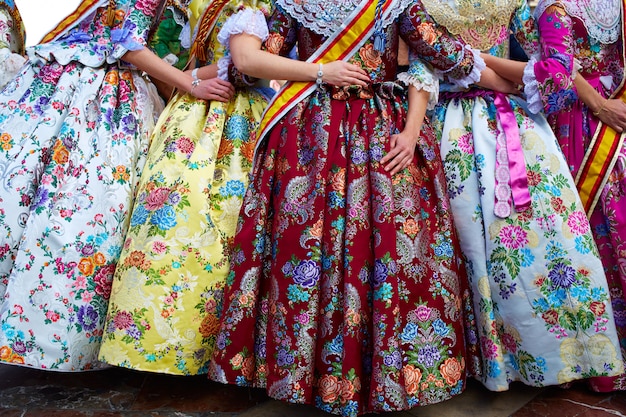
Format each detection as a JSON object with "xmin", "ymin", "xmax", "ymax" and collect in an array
[
  {"xmin": 256, "ymin": 0, "xmax": 395, "ymax": 143},
  {"xmin": 39, "ymin": 0, "xmax": 109, "ymax": 44},
  {"xmin": 575, "ymin": 0, "xmax": 626, "ymax": 216}
]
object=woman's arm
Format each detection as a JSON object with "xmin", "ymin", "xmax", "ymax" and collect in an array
[
  {"xmin": 380, "ymin": 85, "xmax": 429, "ymax": 175},
  {"xmin": 123, "ymin": 47, "xmax": 234, "ymax": 101},
  {"xmin": 574, "ymin": 74, "xmax": 626, "ymax": 132},
  {"xmin": 480, "ymin": 54, "xmax": 526, "ymax": 85},
  {"xmin": 228, "ymin": 33, "xmax": 370, "ymax": 86}
]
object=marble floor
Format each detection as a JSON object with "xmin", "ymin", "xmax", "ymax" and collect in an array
[{"xmin": 0, "ymin": 363, "xmax": 624, "ymax": 417}]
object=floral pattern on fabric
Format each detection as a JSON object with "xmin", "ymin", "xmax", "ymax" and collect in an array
[
  {"xmin": 422, "ymin": 0, "xmax": 623, "ymax": 391},
  {"xmin": 207, "ymin": 1, "xmax": 482, "ymax": 415},
  {"xmin": 0, "ymin": 0, "xmax": 164, "ymax": 371},
  {"xmin": 98, "ymin": 0, "xmax": 273, "ymax": 375},
  {"xmin": 533, "ymin": 0, "xmax": 626, "ymax": 391}
]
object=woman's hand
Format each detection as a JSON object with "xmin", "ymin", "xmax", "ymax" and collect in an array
[
  {"xmin": 190, "ymin": 78, "xmax": 235, "ymax": 102},
  {"xmin": 380, "ymin": 127, "xmax": 419, "ymax": 175},
  {"xmin": 596, "ymin": 98, "xmax": 626, "ymax": 132},
  {"xmin": 321, "ymin": 61, "xmax": 370, "ymax": 87}
]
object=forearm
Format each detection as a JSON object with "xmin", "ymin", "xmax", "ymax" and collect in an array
[
  {"xmin": 405, "ymin": 85, "xmax": 428, "ymax": 134},
  {"xmin": 481, "ymin": 54, "xmax": 526, "ymax": 84},
  {"xmin": 185, "ymin": 63, "xmax": 219, "ymax": 80},
  {"xmin": 123, "ymin": 47, "xmax": 193, "ymax": 93},
  {"xmin": 230, "ymin": 34, "xmax": 318, "ymax": 82},
  {"xmin": 573, "ymin": 74, "xmax": 605, "ymax": 114}
]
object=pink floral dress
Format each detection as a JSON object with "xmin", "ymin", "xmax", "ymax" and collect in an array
[{"xmin": 530, "ymin": 0, "xmax": 626, "ymax": 391}]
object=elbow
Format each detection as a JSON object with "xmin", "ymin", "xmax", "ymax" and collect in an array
[{"xmin": 230, "ymin": 48, "xmax": 256, "ymax": 76}]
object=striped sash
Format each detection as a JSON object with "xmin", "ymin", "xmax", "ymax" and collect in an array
[
  {"xmin": 575, "ymin": 0, "xmax": 626, "ymax": 216},
  {"xmin": 255, "ymin": 0, "xmax": 397, "ymax": 144},
  {"xmin": 188, "ymin": 0, "xmax": 232, "ymax": 63},
  {"xmin": 39, "ymin": 0, "xmax": 109, "ymax": 44}
]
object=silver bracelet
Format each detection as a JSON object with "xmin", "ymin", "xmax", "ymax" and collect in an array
[
  {"xmin": 191, "ymin": 68, "xmax": 201, "ymax": 93},
  {"xmin": 316, "ymin": 63, "xmax": 323, "ymax": 87}
]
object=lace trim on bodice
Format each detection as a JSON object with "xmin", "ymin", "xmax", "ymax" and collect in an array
[
  {"xmin": 534, "ymin": 0, "xmax": 621, "ymax": 45},
  {"xmin": 421, "ymin": 0, "xmax": 521, "ymax": 51},
  {"xmin": 275, "ymin": 0, "xmax": 413, "ymax": 38}
]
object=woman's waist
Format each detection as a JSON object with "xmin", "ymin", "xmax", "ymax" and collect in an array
[{"xmin": 325, "ymin": 80, "xmax": 404, "ymax": 101}]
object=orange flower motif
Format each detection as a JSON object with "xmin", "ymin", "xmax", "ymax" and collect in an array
[
  {"xmin": 126, "ymin": 250, "xmax": 146, "ymax": 269},
  {"xmin": 403, "ymin": 218, "xmax": 420, "ymax": 236},
  {"xmin": 318, "ymin": 374, "xmax": 341, "ymax": 403},
  {"xmin": 113, "ymin": 165, "xmax": 130, "ymax": 181},
  {"xmin": 240, "ymin": 140, "xmax": 256, "ymax": 164},
  {"xmin": 440, "ymin": 357, "xmax": 464, "ymax": 386},
  {"xmin": 0, "ymin": 132, "xmax": 12, "ymax": 150},
  {"xmin": 241, "ymin": 356, "xmax": 255, "ymax": 379},
  {"xmin": 330, "ymin": 169, "xmax": 346, "ymax": 192},
  {"xmin": 0, "ymin": 346, "xmax": 12, "ymax": 360},
  {"xmin": 199, "ymin": 314, "xmax": 220, "ymax": 338},
  {"xmin": 104, "ymin": 70, "xmax": 119, "ymax": 85},
  {"xmin": 52, "ymin": 143, "xmax": 70, "ymax": 165},
  {"xmin": 94, "ymin": 252, "xmax": 106, "ymax": 266},
  {"xmin": 114, "ymin": 9, "xmax": 125, "ymax": 24},
  {"xmin": 217, "ymin": 139, "xmax": 234, "ymax": 160},
  {"xmin": 402, "ymin": 364, "xmax": 422, "ymax": 395},
  {"xmin": 120, "ymin": 70, "xmax": 133, "ymax": 82},
  {"xmin": 264, "ymin": 32, "xmax": 284, "ymax": 55},
  {"xmin": 359, "ymin": 43, "xmax": 382, "ymax": 70},
  {"xmin": 78, "ymin": 257, "xmax": 95, "ymax": 276},
  {"xmin": 230, "ymin": 353, "xmax": 244, "ymax": 368},
  {"xmin": 417, "ymin": 22, "xmax": 437, "ymax": 45},
  {"xmin": 339, "ymin": 378, "xmax": 355, "ymax": 404},
  {"xmin": 9, "ymin": 354, "xmax": 24, "ymax": 364},
  {"xmin": 309, "ymin": 218, "xmax": 323, "ymax": 239}
]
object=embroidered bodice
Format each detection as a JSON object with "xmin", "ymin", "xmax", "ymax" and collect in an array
[
  {"xmin": 265, "ymin": 0, "xmax": 475, "ymax": 83},
  {"xmin": 530, "ymin": 2, "xmax": 624, "ymax": 115},
  {"xmin": 535, "ymin": 0, "xmax": 621, "ymax": 45}
]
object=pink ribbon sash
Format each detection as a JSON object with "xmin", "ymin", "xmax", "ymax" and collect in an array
[{"xmin": 493, "ymin": 92, "xmax": 531, "ymax": 218}]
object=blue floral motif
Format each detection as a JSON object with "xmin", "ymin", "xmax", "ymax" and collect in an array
[
  {"xmin": 549, "ymin": 262, "xmax": 576, "ymax": 288},
  {"xmin": 225, "ymin": 114, "xmax": 249, "ymax": 141},
  {"xmin": 432, "ymin": 318, "xmax": 450, "ymax": 337},
  {"xmin": 400, "ymin": 322, "xmax": 419, "ymax": 342},
  {"xmin": 220, "ymin": 180, "xmax": 246, "ymax": 198},
  {"xmin": 292, "ymin": 259, "xmax": 320, "ymax": 288},
  {"xmin": 151, "ymin": 205, "xmax": 177, "ymax": 230},
  {"xmin": 77, "ymin": 305, "xmax": 99, "ymax": 332}
]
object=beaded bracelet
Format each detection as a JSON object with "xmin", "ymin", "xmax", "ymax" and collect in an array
[{"xmin": 316, "ymin": 63, "xmax": 323, "ymax": 87}]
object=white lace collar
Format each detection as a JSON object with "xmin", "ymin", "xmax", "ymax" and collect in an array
[
  {"xmin": 275, "ymin": 0, "xmax": 413, "ymax": 38},
  {"xmin": 534, "ymin": 0, "xmax": 621, "ymax": 45}
]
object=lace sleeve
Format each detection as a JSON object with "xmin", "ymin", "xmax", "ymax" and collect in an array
[
  {"xmin": 397, "ymin": 56, "xmax": 439, "ymax": 110},
  {"xmin": 216, "ymin": 8, "xmax": 269, "ymax": 80}
]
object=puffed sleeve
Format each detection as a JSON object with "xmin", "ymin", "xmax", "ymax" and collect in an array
[
  {"xmin": 523, "ymin": 4, "xmax": 578, "ymax": 115},
  {"xmin": 217, "ymin": 7, "xmax": 271, "ymax": 80},
  {"xmin": 399, "ymin": 1, "xmax": 484, "ymax": 89},
  {"xmin": 397, "ymin": 57, "xmax": 439, "ymax": 109},
  {"xmin": 110, "ymin": 0, "xmax": 163, "ymax": 61}
]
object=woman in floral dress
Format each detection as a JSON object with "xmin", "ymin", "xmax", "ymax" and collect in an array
[
  {"xmin": 531, "ymin": 0, "xmax": 626, "ymax": 392},
  {"xmin": 204, "ymin": 0, "xmax": 507, "ymax": 414},
  {"xmin": 0, "ymin": 0, "xmax": 233, "ymax": 371},
  {"xmin": 98, "ymin": 0, "xmax": 273, "ymax": 376},
  {"xmin": 97, "ymin": 0, "xmax": 372, "ymax": 375},
  {"xmin": 420, "ymin": 0, "xmax": 623, "ymax": 391},
  {"xmin": 0, "ymin": 0, "xmax": 25, "ymax": 90}
]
